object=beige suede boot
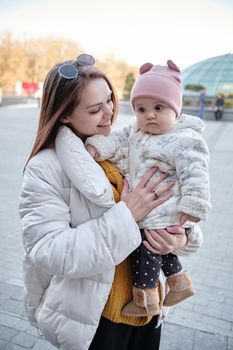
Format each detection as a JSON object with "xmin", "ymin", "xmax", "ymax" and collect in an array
[
  {"xmin": 163, "ymin": 270, "xmax": 195, "ymax": 307},
  {"xmin": 121, "ymin": 286, "xmax": 160, "ymax": 317}
]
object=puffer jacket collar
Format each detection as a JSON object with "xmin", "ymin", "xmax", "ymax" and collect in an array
[{"xmin": 55, "ymin": 126, "xmax": 115, "ymax": 207}]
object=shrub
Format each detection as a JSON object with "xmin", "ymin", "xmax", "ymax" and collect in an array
[
  {"xmin": 184, "ymin": 84, "xmax": 205, "ymax": 92},
  {"xmin": 224, "ymin": 99, "xmax": 233, "ymax": 108},
  {"xmin": 183, "ymin": 99, "xmax": 192, "ymax": 106},
  {"xmin": 206, "ymin": 100, "xmax": 213, "ymax": 107}
]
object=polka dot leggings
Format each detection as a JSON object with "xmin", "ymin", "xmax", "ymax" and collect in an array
[{"xmin": 131, "ymin": 229, "xmax": 183, "ymax": 288}]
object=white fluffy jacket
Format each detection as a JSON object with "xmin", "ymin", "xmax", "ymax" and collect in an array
[
  {"xmin": 19, "ymin": 126, "xmax": 203, "ymax": 350},
  {"xmin": 86, "ymin": 114, "xmax": 211, "ymax": 229}
]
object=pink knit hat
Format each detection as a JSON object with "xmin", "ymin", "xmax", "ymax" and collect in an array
[{"xmin": 130, "ymin": 60, "xmax": 182, "ymax": 117}]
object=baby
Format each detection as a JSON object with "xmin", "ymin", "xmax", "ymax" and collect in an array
[{"xmin": 86, "ymin": 60, "xmax": 210, "ymax": 317}]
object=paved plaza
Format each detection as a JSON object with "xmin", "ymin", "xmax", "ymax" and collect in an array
[{"xmin": 0, "ymin": 103, "xmax": 233, "ymax": 349}]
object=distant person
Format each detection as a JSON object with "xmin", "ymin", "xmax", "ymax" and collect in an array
[
  {"xmin": 86, "ymin": 60, "xmax": 210, "ymax": 317},
  {"xmin": 198, "ymin": 88, "xmax": 206, "ymax": 120},
  {"xmin": 214, "ymin": 94, "xmax": 224, "ymax": 120},
  {"xmin": 34, "ymin": 88, "xmax": 42, "ymax": 107}
]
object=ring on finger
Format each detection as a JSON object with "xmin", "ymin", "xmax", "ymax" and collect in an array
[{"xmin": 153, "ymin": 190, "xmax": 159, "ymax": 200}]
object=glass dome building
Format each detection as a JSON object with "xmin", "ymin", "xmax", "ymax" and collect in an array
[{"xmin": 182, "ymin": 53, "xmax": 233, "ymax": 96}]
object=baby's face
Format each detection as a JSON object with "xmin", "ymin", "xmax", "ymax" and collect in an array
[{"xmin": 134, "ymin": 97, "xmax": 177, "ymax": 135}]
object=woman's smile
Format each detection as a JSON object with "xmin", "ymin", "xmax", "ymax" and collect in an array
[{"xmin": 98, "ymin": 121, "xmax": 111, "ymax": 128}]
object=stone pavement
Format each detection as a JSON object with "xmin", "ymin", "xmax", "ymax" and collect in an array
[{"xmin": 0, "ymin": 104, "xmax": 233, "ymax": 349}]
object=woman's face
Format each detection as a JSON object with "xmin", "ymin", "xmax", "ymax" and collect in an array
[{"xmin": 63, "ymin": 78, "xmax": 114, "ymax": 140}]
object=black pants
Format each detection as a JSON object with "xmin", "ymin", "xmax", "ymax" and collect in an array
[
  {"xmin": 215, "ymin": 109, "xmax": 223, "ymax": 120},
  {"xmin": 131, "ymin": 230, "xmax": 182, "ymax": 288},
  {"xmin": 89, "ymin": 316, "xmax": 161, "ymax": 350}
]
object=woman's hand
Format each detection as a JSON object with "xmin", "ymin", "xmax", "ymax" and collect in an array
[
  {"xmin": 121, "ymin": 167, "xmax": 174, "ymax": 222},
  {"xmin": 143, "ymin": 225, "xmax": 187, "ymax": 254}
]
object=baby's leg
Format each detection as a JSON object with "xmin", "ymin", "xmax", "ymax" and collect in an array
[
  {"xmin": 131, "ymin": 229, "xmax": 161, "ymax": 288},
  {"xmin": 161, "ymin": 253, "xmax": 183, "ymax": 278},
  {"xmin": 162, "ymin": 254, "xmax": 195, "ymax": 306},
  {"xmin": 121, "ymin": 229, "xmax": 160, "ymax": 317}
]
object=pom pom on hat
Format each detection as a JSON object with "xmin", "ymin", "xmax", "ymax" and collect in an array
[{"xmin": 131, "ymin": 60, "xmax": 182, "ymax": 117}]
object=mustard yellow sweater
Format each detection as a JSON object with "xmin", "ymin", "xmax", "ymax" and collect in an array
[{"xmin": 99, "ymin": 160, "xmax": 153, "ymax": 326}]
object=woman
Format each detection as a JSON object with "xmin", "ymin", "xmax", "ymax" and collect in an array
[{"xmin": 19, "ymin": 54, "xmax": 202, "ymax": 350}]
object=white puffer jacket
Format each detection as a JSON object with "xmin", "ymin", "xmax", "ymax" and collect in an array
[{"xmin": 19, "ymin": 126, "xmax": 203, "ymax": 350}]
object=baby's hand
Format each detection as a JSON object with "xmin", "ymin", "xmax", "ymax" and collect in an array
[
  {"xmin": 86, "ymin": 144, "xmax": 100, "ymax": 160},
  {"xmin": 180, "ymin": 213, "xmax": 200, "ymax": 225}
]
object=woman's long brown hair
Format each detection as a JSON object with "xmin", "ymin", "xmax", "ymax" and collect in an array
[{"xmin": 25, "ymin": 60, "xmax": 118, "ymax": 169}]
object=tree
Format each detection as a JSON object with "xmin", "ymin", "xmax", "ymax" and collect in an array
[
  {"xmin": 122, "ymin": 72, "xmax": 135, "ymax": 100},
  {"xmin": 96, "ymin": 54, "xmax": 137, "ymax": 98},
  {"xmin": 24, "ymin": 37, "xmax": 82, "ymax": 82},
  {"xmin": 0, "ymin": 32, "xmax": 138, "ymax": 98},
  {"xmin": 0, "ymin": 32, "xmax": 82, "ymax": 91},
  {"xmin": 0, "ymin": 32, "xmax": 28, "ymax": 90}
]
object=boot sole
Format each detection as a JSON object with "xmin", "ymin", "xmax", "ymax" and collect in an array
[{"xmin": 163, "ymin": 290, "xmax": 195, "ymax": 307}]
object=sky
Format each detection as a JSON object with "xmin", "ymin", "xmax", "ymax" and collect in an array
[{"xmin": 0, "ymin": 0, "xmax": 233, "ymax": 69}]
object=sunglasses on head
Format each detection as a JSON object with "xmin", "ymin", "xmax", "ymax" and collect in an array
[{"xmin": 58, "ymin": 54, "xmax": 95, "ymax": 79}]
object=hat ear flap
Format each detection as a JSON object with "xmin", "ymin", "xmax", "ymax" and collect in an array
[
  {"xmin": 167, "ymin": 60, "xmax": 181, "ymax": 73},
  {"xmin": 139, "ymin": 62, "xmax": 153, "ymax": 75}
]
